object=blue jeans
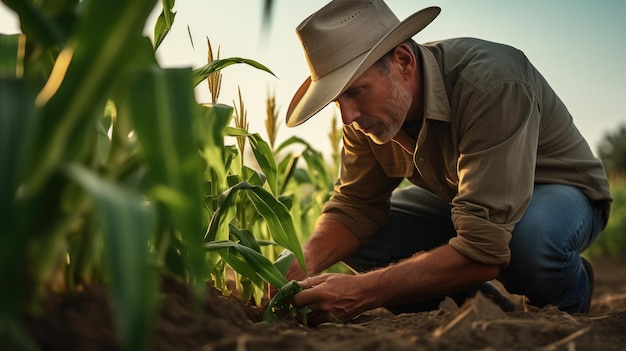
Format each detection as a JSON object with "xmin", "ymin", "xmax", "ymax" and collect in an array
[{"xmin": 343, "ymin": 184, "xmax": 605, "ymax": 313}]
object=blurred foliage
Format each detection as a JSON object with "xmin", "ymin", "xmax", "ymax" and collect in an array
[
  {"xmin": 598, "ymin": 123, "xmax": 626, "ymax": 174},
  {"xmin": 585, "ymin": 173, "xmax": 626, "ymax": 259},
  {"xmin": 0, "ymin": 0, "xmax": 313, "ymax": 349}
]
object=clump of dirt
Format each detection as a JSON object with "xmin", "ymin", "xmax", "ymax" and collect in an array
[{"xmin": 24, "ymin": 257, "xmax": 626, "ymax": 351}]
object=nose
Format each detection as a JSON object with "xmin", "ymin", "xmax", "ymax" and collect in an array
[{"xmin": 336, "ymin": 98, "xmax": 360, "ymax": 125}]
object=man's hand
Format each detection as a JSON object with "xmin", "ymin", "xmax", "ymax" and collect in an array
[{"xmin": 292, "ymin": 273, "xmax": 376, "ymax": 325}]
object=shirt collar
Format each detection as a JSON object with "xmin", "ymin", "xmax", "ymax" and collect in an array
[{"xmin": 418, "ymin": 44, "xmax": 452, "ymax": 123}]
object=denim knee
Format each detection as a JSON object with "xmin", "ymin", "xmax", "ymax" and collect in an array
[{"xmin": 498, "ymin": 184, "xmax": 602, "ymax": 311}]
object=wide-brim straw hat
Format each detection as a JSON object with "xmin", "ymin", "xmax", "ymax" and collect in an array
[{"xmin": 286, "ymin": 0, "xmax": 441, "ymax": 127}]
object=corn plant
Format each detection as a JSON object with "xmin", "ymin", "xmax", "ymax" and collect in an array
[{"xmin": 0, "ymin": 0, "xmax": 307, "ymax": 349}]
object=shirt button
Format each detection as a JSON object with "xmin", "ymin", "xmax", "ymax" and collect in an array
[{"xmin": 418, "ymin": 157, "xmax": 425, "ymax": 162}]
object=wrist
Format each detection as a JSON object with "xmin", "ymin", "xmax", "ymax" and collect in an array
[{"xmin": 359, "ymin": 270, "xmax": 389, "ymax": 309}]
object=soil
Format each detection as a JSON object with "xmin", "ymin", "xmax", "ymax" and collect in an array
[{"xmin": 25, "ymin": 256, "xmax": 626, "ymax": 351}]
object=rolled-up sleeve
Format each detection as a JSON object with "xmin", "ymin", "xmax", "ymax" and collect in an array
[{"xmin": 449, "ymin": 80, "xmax": 540, "ymax": 267}]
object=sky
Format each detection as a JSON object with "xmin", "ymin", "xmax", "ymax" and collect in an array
[{"xmin": 1, "ymin": 0, "xmax": 625, "ymax": 158}]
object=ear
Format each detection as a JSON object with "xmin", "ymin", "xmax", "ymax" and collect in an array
[{"xmin": 390, "ymin": 43, "xmax": 416, "ymax": 80}]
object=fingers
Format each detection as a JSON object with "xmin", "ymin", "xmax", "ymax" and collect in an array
[
  {"xmin": 298, "ymin": 273, "xmax": 329, "ymax": 289},
  {"xmin": 292, "ymin": 282, "xmax": 317, "ymax": 307}
]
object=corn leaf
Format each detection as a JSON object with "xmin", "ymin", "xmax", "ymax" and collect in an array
[
  {"xmin": 276, "ymin": 136, "xmax": 332, "ymax": 191},
  {"xmin": 238, "ymin": 182, "xmax": 306, "ymax": 272},
  {"xmin": 229, "ymin": 225, "xmax": 262, "ymax": 253},
  {"xmin": 0, "ymin": 78, "xmax": 36, "ymax": 321},
  {"xmin": 205, "ymin": 181, "xmax": 306, "ymax": 273},
  {"xmin": 125, "ymin": 67, "xmax": 206, "ymax": 288},
  {"xmin": 205, "ymin": 185, "xmax": 238, "ymax": 243},
  {"xmin": 248, "ymin": 133, "xmax": 278, "ymax": 196},
  {"xmin": 64, "ymin": 164, "xmax": 157, "ymax": 351},
  {"xmin": 153, "ymin": 0, "xmax": 176, "ymax": 50},
  {"xmin": 0, "ymin": 34, "xmax": 21, "ymax": 78},
  {"xmin": 1, "ymin": 0, "xmax": 65, "ymax": 47},
  {"xmin": 192, "ymin": 57, "xmax": 275, "ymax": 87},
  {"xmin": 197, "ymin": 103, "xmax": 233, "ymax": 193},
  {"xmin": 273, "ymin": 250, "xmax": 295, "ymax": 277},
  {"xmin": 205, "ymin": 240, "xmax": 287, "ymax": 288},
  {"xmin": 244, "ymin": 185, "xmax": 302, "ymax": 256},
  {"xmin": 241, "ymin": 166, "xmax": 266, "ymax": 187},
  {"xmin": 276, "ymin": 153, "xmax": 299, "ymax": 194},
  {"xmin": 217, "ymin": 250, "xmax": 265, "ymax": 289},
  {"xmin": 225, "ymin": 129, "xmax": 278, "ymax": 196},
  {"xmin": 263, "ymin": 280, "xmax": 304, "ymax": 323},
  {"xmin": 21, "ymin": 0, "xmax": 157, "ymax": 195}
]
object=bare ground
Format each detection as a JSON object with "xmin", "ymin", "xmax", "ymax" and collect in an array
[{"xmin": 26, "ymin": 256, "xmax": 626, "ymax": 351}]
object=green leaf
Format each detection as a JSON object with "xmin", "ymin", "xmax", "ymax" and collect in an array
[
  {"xmin": 192, "ymin": 57, "xmax": 275, "ymax": 87},
  {"xmin": 228, "ymin": 226, "xmax": 262, "ymax": 253},
  {"xmin": 153, "ymin": 0, "xmax": 176, "ymax": 51},
  {"xmin": 217, "ymin": 250, "xmax": 264, "ymax": 290},
  {"xmin": 248, "ymin": 133, "xmax": 278, "ymax": 196},
  {"xmin": 125, "ymin": 67, "xmax": 206, "ymax": 288},
  {"xmin": 263, "ymin": 280, "xmax": 306, "ymax": 323},
  {"xmin": 205, "ymin": 182, "xmax": 306, "ymax": 273},
  {"xmin": 277, "ymin": 153, "xmax": 299, "ymax": 194},
  {"xmin": 241, "ymin": 165, "xmax": 266, "ymax": 187},
  {"xmin": 0, "ymin": 78, "xmax": 36, "ymax": 323},
  {"xmin": 64, "ymin": 164, "xmax": 157, "ymax": 351},
  {"xmin": 21, "ymin": 0, "xmax": 158, "ymax": 195},
  {"xmin": 273, "ymin": 250, "xmax": 295, "ymax": 277},
  {"xmin": 275, "ymin": 136, "xmax": 332, "ymax": 191},
  {"xmin": 205, "ymin": 184, "xmax": 239, "ymax": 243},
  {"xmin": 205, "ymin": 240, "xmax": 288, "ymax": 288},
  {"xmin": 244, "ymin": 185, "xmax": 305, "ymax": 268},
  {"xmin": 197, "ymin": 103, "xmax": 233, "ymax": 193},
  {"xmin": 0, "ymin": 34, "xmax": 21, "ymax": 78},
  {"xmin": 2, "ymin": 0, "xmax": 65, "ymax": 47},
  {"xmin": 0, "ymin": 78, "xmax": 35, "ymax": 227}
]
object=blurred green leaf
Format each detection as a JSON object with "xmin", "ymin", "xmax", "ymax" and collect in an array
[
  {"xmin": 21, "ymin": 0, "xmax": 157, "ymax": 195},
  {"xmin": 2, "ymin": 0, "xmax": 65, "ymax": 47},
  {"xmin": 0, "ymin": 34, "xmax": 21, "ymax": 78},
  {"xmin": 125, "ymin": 67, "xmax": 206, "ymax": 289},
  {"xmin": 65, "ymin": 164, "xmax": 157, "ymax": 351},
  {"xmin": 0, "ymin": 78, "xmax": 36, "ymax": 324}
]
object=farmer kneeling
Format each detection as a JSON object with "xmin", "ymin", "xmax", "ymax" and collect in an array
[{"xmin": 283, "ymin": 0, "xmax": 612, "ymax": 325}]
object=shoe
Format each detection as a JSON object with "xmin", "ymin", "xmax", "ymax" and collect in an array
[{"xmin": 580, "ymin": 256, "xmax": 594, "ymax": 313}]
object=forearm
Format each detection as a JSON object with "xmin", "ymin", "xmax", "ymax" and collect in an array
[
  {"xmin": 361, "ymin": 244, "xmax": 500, "ymax": 308},
  {"xmin": 288, "ymin": 215, "xmax": 361, "ymax": 280}
]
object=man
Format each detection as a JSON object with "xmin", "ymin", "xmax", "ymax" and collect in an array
[{"xmin": 283, "ymin": 0, "xmax": 612, "ymax": 325}]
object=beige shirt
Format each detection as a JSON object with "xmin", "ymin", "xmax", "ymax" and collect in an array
[{"xmin": 321, "ymin": 38, "xmax": 612, "ymax": 267}]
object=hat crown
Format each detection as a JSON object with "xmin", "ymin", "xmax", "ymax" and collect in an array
[{"xmin": 296, "ymin": 0, "xmax": 400, "ymax": 80}]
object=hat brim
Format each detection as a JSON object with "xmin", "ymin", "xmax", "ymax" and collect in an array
[{"xmin": 286, "ymin": 6, "xmax": 441, "ymax": 127}]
